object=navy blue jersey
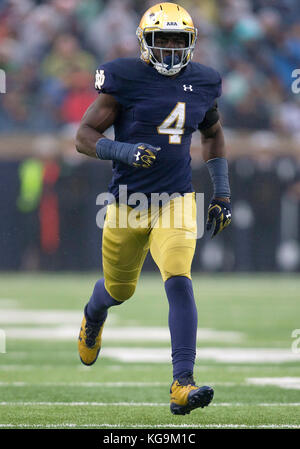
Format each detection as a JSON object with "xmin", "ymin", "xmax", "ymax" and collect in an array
[{"xmin": 95, "ymin": 57, "xmax": 221, "ymax": 199}]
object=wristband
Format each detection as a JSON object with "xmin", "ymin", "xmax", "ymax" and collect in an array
[
  {"xmin": 96, "ymin": 138, "xmax": 135, "ymax": 165},
  {"xmin": 206, "ymin": 157, "xmax": 231, "ymax": 198}
]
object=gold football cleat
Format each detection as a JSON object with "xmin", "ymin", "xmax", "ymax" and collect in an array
[
  {"xmin": 78, "ymin": 313, "xmax": 106, "ymax": 366},
  {"xmin": 170, "ymin": 374, "xmax": 214, "ymax": 415}
]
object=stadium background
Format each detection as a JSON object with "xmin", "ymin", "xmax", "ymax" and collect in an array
[
  {"xmin": 1, "ymin": 0, "xmax": 300, "ymax": 272},
  {"xmin": 1, "ymin": 0, "xmax": 300, "ymax": 432}
]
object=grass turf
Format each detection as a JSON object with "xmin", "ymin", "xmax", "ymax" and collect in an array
[{"xmin": 0, "ymin": 273, "xmax": 300, "ymax": 429}]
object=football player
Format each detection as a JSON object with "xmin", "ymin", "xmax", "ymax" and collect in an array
[{"xmin": 76, "ymin": 2, "xmax": 231, "ymax": 415}]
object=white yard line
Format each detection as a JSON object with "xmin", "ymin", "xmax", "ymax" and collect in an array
[
  {"xmin": 0, "ymin": 382, "xmax": 169, "ymax": 387},
  {"xmin": 98, "ymin": 347, "xmax": 300, "ymax": 363},
  {"xmin": 0, "ymin": 300, "xmax": 19, "ymax": 308},
  {"xmin": 247, "ymin": 377, "xmax": 300, "ymax": 390},
  {"xmin": 2, "ymin": 325, "xmax": 243, "ymax": 342},
  {"xmin": 0, "ymin": 310, "xmax": 84, "ymax": 325},
  {"xmin": 0, "ymin": 309, "xmax": 243, "ymax": 341},
  {"xmin": 0, "ymin": 365, "xmax": 56, "ymax": 371},
  {"xmin": 0, "ymin": 381, "xmax": 236, "ymax": 387},
  {"xmin": 0, "ymin": 402, "xmax": 169, "ymax": 407},
  {"xmin": 0, "ymin": 401, "xmax": 299, "ymax": 407},
  {"xmin": 0, "ymin": 423, "xmax": 300, "ymax": 429},
  {"xmin": 0, "ymin": 378, "xmax": 299, "ymax": 391}
]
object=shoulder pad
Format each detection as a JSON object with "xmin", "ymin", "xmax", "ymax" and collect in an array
[
  {"xmin": 95, "ymin": 58, "xmax": 142, "ymax": 94},
  {"xmin": 188, "ymin": 62, "xmax": 222, "ymax": 101},
  {"xmin": 189, "ymin": 62, "xmax": 221, "ymax": 86}
]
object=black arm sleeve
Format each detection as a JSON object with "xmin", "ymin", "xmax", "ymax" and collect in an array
[{"xmin": 198, "ymin": 101, "xmax": 220, "ymax": 131}]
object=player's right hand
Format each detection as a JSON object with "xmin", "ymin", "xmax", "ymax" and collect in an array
[{"xmin": 131, "ymin": 143, "xmax": 161, "ymax": 168}]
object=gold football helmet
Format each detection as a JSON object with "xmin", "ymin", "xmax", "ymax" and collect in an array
[{"xmin": 136, "ymin": 2, "xmax": 197, "ymax": 76}]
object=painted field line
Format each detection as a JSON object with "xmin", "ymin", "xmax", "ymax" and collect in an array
[
  {"xmin": 0, "ymin": 423, "xmax": 300, "ymax": 429},
  {"xmin": 0, "ymin": 365, "xmax": 72, "ymax": 371},
  {"xmin": 0, "ymin": 364, "xmax": 225, "ymax": 372},
  {"xmin": 0, "ymin": 299, "xmax": 19, "ymax": 308},
  {"xmin": 99, "ymin": 347, "xmax": 300, "ymax": 363},
  {"xmin": 0, "ymin": 381, "xmax": 236, "ymax": 388},
  {"xmin": 0, "ymin": 366, "xmax": 37, "ymax": 371},
  {"xmin": 0, "ymin": 310, "xmax": 243, "ymax": 342},
  {"xmin": 0, "ymin": 382, "xmax": 169, "ymax": 387},
  {"xmin": 247, "ymin": 377, "xmax": 300, "ymax": 390},
  {"xmin": 0, "ymin": 310, "xmax": 84, "ymax": 325},
  {"xmin": 3, "ymin": 325, "xmax": 243, "ymax": 342},
  {"xmin": 0, "ymin": 402, "xmax": 168, "ymax": 407},
  {"xmin": 0, "ymin": 402, "xmax": 299, "ymax": 407}
]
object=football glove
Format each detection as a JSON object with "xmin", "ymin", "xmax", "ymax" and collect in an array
[
  {"xmin": 132, "ymin": 143, "xmax": 161, "ymax": 168},
  {"xmin": 96, "ymin": 138, "xmax": 160, "ymax": 168},
  {"xmin": 206, "ymin": 198, "xmax": 232, "ymax": 238}
]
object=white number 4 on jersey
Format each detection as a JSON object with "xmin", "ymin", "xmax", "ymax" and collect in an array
[{"xmin": 157, "ymin": 102, "xmax": 186, "ymax": 144}]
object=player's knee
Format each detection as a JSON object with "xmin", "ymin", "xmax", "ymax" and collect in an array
[
  {"xmin": 160, "ymin": 250, "xmax": 193, "ymax": 281},
  {"xmin": 105, "ymin": 281, "xmax": 136, "ymax": 302},
  {"xmin": 92, "ymin": 278, "xmax": 119, "ymax": 307}
]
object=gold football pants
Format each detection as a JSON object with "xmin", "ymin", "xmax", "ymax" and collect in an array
[{"xmin": 102, "ymin": 193, "xmax": 197, "ymax": 301}]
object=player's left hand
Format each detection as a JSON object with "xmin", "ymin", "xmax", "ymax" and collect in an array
[{"xmin": 206, "ymin": 198, "xmax": 232, "ymax": 238}]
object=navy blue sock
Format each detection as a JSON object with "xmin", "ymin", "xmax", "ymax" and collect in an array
[
  {"xmin": 164, "ymin": 276, "xmax": 198, "ymax": 380},
  {"xmin": 85, "ymin": 278, "xmax": 121, "ymax": 325}
]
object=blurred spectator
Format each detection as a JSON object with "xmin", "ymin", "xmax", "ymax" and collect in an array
[
  {"xmin": 272, "ymin": 99, "xmax": 300, "ymax": 135},
  {"xmin": 8, "ymin": 0, "xmax": 79, "ymax": 65},
  {"xmin": 42, "ymin": 34, "xmax": 96, "ymax": 82},
  {"xmin": 74, "ymin": 0, "xmax": 104, "ymax": 34},
  {"xmin": 16, "ymin": 135, "xmax": 61, "ymax": 270},
  {"xmin": 85, "ymin": 0, "xmax": 138, "ymax": 60},
  {"xmin": 0, "ymin": 0, "xmax": 300, "ymax": 135},
  {"xmin": 60, "ymin": 68, "xmax": 97, "ymax": 127}
]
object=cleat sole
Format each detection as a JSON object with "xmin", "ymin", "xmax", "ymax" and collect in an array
[{"xmin": 170, "ymin": 386, "xmax": 214, "ymax": 416}]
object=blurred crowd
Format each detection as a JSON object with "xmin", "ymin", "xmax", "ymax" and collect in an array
[{"xmin": 0, "ymin": 0, "xmax": 300, "ymax": 136}]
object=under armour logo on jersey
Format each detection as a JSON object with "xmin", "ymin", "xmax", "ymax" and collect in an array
[
  {"xmin": 134, "ymin": 151, "xmax": 141, "ymax": 161},
  {"xmin": 183, "ymin": 84, "xmax": 193, "ymax": 91}
]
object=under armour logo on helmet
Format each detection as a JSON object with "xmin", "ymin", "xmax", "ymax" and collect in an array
[{"xmin": 183, "ymin": 84, "xmax": 193, "ymax": 91}]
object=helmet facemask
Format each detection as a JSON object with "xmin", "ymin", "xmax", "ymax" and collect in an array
[{"xmin": 137, "ymin": 28, "xmax": 197, "ymax": 76}]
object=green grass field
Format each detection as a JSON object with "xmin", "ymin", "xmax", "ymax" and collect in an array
[{"xmin": 0, "ymin": 273, "xmax": 300, "ymax": 429}]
